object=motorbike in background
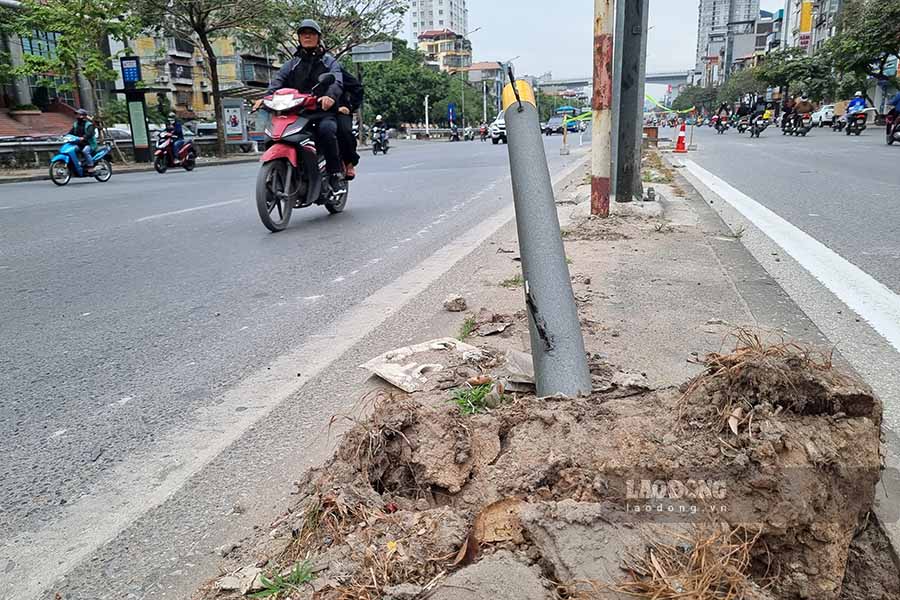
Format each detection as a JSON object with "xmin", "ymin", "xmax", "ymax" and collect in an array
[
  {"xmin": 749, "ymin": 116, "xmax": 769, "ymax": 138},
  {"xmin": 49, "ymin": 135, "xmax": 113, "ymax": 186},
  {"xmin": 845, "ymin": 111, "xmax": 867, "ymax": 136},
  {"xmin": 464, "ymin": 126, "xmax": 475, "ymax": 141},
  {"xmin": 886, "ymin": 112, "xmax": 900, "ymax": 146},
  {"xmin": 787, "ymin": 113, "xmax": 813, "ymax": 136},
  {"xmin": 254, "ymin": 74, "xmax": 349, "ymax": 232},
  {"xmin": 154, "ymin": 131, "xmax": 197, "ymax": 173},
  {"xmin": 372, "ymin": 126, "xmax": 389, "ymax": 155},
  {"xmin": 736, "ymin": 116, "xmax": 750, "ymax": 134},
  {"xmin": 449, "ymin": 124, "xmax": 461, "ymax": 142},
  {"xmin": 715, "ymin": 119, "xmax": 729, "ymax": 134}
]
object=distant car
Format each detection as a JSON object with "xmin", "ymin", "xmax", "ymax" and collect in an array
[
  {"xmin": 102, "ymin": 127, "xmax": 132, "ymax": 141},
  {"xmin": 545, "ymin": 116, "xmax": 565, "ymax": 135},
  {"xmin": 490, "ymin": 115, "xmax": 506, "ymax": 144},
  {"xmin": 811, "ymin": 104, "xmax": 835, "ymax": 127}
]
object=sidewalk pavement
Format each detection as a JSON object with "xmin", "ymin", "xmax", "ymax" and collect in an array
[{"xmin": 194, "ymin": 152, "xmax": 898, "ymax": 599}]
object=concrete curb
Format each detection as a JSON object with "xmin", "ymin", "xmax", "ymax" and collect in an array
[{"xmin": 0, "ymin": 155, "xmax": 262, "ymax": 185}]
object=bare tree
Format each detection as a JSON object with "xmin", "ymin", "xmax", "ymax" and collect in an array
[{"xmin": 134, "ymin": 0, "xmax": 277, "ymax": 156}]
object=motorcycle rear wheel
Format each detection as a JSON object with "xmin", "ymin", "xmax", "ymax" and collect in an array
[
  {"xmin": 256, "ymin": 159, "xmax": 293, "ymax": 232},
  {"xmin": 154, "ymin": 155, "xmax": 168, "ymax": 173},
  {"xmin": 49, "ymin": 160, "xmax": 70, "ymax": 186},
  {"xmin": 183, "ymin": 152, "xmax": 196, "ymax": 171}
]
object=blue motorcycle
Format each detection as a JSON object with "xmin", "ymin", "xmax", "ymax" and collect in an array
[{"xmin": 49, "ymin": 134, "xmax": 113, "ymax": 186}]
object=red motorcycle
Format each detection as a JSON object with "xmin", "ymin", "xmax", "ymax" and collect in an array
[
  {"xmin": 887, "ymin": 112, "xmax": 900, "ymax": 146},
  {"xmin": 255, "ymin": 74, "xmax": 348, "ymax": 232},
  {"xmin": 153, "ymin": 131, "xmax": 196, "ymax": 173}
]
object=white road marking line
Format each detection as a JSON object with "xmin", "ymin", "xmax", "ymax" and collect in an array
[
  {"xmin": 0, "ymin": 206, "xmax": 11, "ymax": 210},
  {"xmin": 81, "ymin": 312, "xmax": 92, "ymax": 317},
  {"xmin": 301, "ymin": 295, "xmax": 324, "ymax": 302},
  {"xmin": 239, "ymin": 326, "xmax": 249, "ymax": 332},
  {"xmin": 350, "ymin": 270, "xmax": 360, "ymax": 276},
  {"xmin": 49, "ymin": 429, "xmax": 67, "ymax": 439},
  {"xmin": 332, "ymin": 276, "xmax": 345, "ymax": 283},
  {"xmin": 683, "ymin": 159, "xmax": 900, "ymax": 354},
  {"xmin": 400, "ymin": 238, "xmax": 412, "ymax": 243},
  {"xmin": 401, "ymin": 162, "xmax": 426, "ymax": 170},
  {"xmin": 135, "ymin": 199, "xmax": 242, "ymax": 223},
  {"xmin": 108, "ymin": 397, "xmax": 132, "ymax": 408},
  {"xmin": 390, "ymin": 245, "xmax": 399, "ymax": 250}
]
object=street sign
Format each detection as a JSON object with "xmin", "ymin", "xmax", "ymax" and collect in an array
[
  {"xmin": 799, "ymin": 33, "xmax": 811, "ymax": 49},
  {"xmin": 448, "ymin": 102, "xmax": 457, "ymax": 123},
  {"xmin": 120, "ymin": 56, "xmax": 142, "ymax": 89},
  {"xmin": 351, "ymin": 41, "xmax": 393, "ymax": 64}
]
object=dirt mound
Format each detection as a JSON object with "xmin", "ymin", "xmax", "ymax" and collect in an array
[{"xmin": 203, "ymin": 335, "xmax": 884, "ymax": 600}]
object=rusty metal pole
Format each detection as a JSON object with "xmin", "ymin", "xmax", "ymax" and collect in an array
[{"xmin": 592, "ymin": 0, "xmax": 614, "ymax": 217}]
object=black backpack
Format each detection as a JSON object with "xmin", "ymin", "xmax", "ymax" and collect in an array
[{"xmin": 341, "ymin": 68, "xmax": 364, "ymax": 112}]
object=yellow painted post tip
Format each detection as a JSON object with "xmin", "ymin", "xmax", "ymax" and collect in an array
[{"xmin": 502, "ymin": 81, "xmax": 536, "ymax": 111}]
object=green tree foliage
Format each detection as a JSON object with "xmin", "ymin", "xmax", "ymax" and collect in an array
[
  {"xmin": 356, "ymin": 40, "xmax": 446, "ymax": 125},
  {"xmin": 134, "ymin": 0, "xmax": 279, "ymax": 156},
  {"xmin": 755, "ymin": 48, "xmax": 835, "ymax": 101},
  {"xmin": 671, "ymin": 85, "xmax": 719, "ymax": 112},
  {"xmin": 825, "ymin": 0, "xmax": 900, "ymax": 84},
  {"xmin": 253, "ymin": 0, "xmax": 406, "ymax": 58},
  {"xmin": 7, "ymin": 0, "xmax": 139, "ymax": 107},
  {"xmin": 717, "ymin": 68, "xmax": 767, "ymax": 103}
]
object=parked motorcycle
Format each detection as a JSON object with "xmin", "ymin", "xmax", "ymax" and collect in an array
[
  {"xmin": 153, "ymin": 131, "xmax": 197, "ymax": 173},
  {"xmin": 49, "ymin": 134, "xmax": 113, "ymax": 186},
  {"xmin": 372, "ymin": 126, "xmax": 389, "ymax": 155},
  {"xmin": 886, "ymin": 113, "xmax": 900, "ymax": 146},
  {"xmin": 254, "ymin": 74, "xmax": 349, "ymax": 233},
  {"xmin": 845, "ymin": 111, "xmax": 867, "ymax": 136}
]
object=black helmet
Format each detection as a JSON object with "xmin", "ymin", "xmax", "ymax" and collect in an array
[{"xmin": 297, "ymin": 19, "xmax": 322, "ymax": 36}]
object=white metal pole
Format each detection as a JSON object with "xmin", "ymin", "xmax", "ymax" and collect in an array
[
  {"xmin": 425, "ymin": 95, "xmax": 430, "ymax": 136},
  {"xmin": 483, "ymin": 80, "xmax": 487, "ymax": 123}
]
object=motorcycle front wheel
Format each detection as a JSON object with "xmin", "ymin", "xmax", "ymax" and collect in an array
[
  {"xmin": 183, "ymin": 152, "xmax": 196, "ymax": 171},
  {"xmin": 154, "ymin": 155, "xmax": 168, "ymax": 173},
  {"xmin": 49, "ymin": 160, "xmax": 70, "ymax": 186},
  {"xmin": 93, "ymin": 159, "xmax": 112, "ymax": 182},
  {"xmin": 256, "ymin": 159, "xmax": 293, "ymax": 232}
]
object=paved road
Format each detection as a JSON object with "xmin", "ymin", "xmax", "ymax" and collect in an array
[
  {"xmin": 685, "ymin": 123, "xmax": 900, "ymax": 293},
  {"xmin": 0, "ymin": 135, "xmax": 586, "ymax": 598}
]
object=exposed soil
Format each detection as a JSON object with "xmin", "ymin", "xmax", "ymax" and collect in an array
[{"xmin": 198, "ymin": 333, "xmax": 886, "ymax": 600}]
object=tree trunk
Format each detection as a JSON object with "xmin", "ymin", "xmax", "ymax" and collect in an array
[{"xmin": 198, "ymin": 33, "xmax": 226, "ymax": 157}]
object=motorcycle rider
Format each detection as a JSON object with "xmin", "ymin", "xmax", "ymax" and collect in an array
[
  {"xmin": 372, "ymin": 114, "xmax": 388, "ymax": 149},
  {"xmin": 479, "ymin": 121, "xmax": 488, "ymax": 141},
  {"xmin": 847, "ymin": 91, "xmax": 867, "ymax": 115},
  {"xmin": 68, "ymin": 109, "xmax": 96, "ymax": 173},
  {"xmin": 792, "ymin": 93, "xmax": 814, "ymax": 129},
  {"xmin": 336, "ymin": 67, "xmax": 363, "ymax": 179},
  {"xmin": 781, "ymin": 96, "xmax": 795, "ymax": 128},
  {"xmin": 886, "ymin": 90, "xmax": 900, "ymax": 134},
  {"xmin": 255, "ymin": 19, "xmax": 344, "ymax": 190},
  {"xmin": 166, "ymin": 111, "xmax": 185, "ymax": 157}
]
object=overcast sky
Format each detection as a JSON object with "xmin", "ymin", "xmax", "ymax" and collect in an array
[{"xmin": 468, "ymin": 0, "xmax": 785, "ymax": 81}]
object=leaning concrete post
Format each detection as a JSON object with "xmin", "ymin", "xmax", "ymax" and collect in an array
[{"xmin": 502, "ymin": 79, "xmax": 592, "ymax": 398}]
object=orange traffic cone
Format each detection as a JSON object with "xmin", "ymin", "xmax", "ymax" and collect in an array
[{"xmin": 673, "ymin": 122, "xmax": 688, "ymax": 153}]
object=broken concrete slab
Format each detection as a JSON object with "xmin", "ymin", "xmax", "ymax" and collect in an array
[
  {"xmin": 430, "ymin": 551, "xmax": 549, "ymax": 600},
  {"xmin": 360, "ymin": 338, "xmax": 484, "ymax": 393}
]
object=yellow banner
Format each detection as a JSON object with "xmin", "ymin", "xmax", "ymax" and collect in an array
[
  {"xmin": 800, "ymin": 1, "xmax": 813, "ymax": 33},
  {"xmin": 644, "ymin": 94, "xmax": 695, "ymax": 114}
]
